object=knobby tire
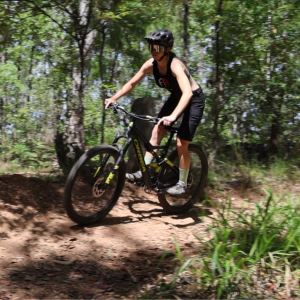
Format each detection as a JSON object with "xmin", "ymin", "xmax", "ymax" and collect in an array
[{"xmin": 64, "ymin": 145, "xmax": 126, "ymax": 225}]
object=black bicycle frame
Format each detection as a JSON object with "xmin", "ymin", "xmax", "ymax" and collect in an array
[{"xmin": 111, "ymin": 120, "xmax": 179, "ymax": 191}]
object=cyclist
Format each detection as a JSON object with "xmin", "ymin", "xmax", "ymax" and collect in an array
[{"xmin": 105, "ymin": 29, "xmax": 205, "ymax": 195}]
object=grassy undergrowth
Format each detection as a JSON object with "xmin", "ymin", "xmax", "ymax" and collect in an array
[
  {"xmin": 137, "ymin": 191, "xmax": 300, "ymax": 299},
  {"xmin": 137, "ymin": 159, "xmax": 300, "ymax": 299},
  {"xmin": 208, "ymin": 157, "xmax": 300, "ymax": 190}
]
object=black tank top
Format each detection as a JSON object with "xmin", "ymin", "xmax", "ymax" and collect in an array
[{"xmin": 152, "ymin": 52, "xmax": 190, "ymax": 94}]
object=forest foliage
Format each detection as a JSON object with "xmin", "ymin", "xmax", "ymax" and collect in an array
[{"xmin": 0, "ymin": 0, "xmax": 299, "ymax": 171}]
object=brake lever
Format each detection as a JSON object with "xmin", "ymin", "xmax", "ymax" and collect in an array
[
  {"xmin": 150, "ymin": 117, "xmax": 161, "ymax": 124},
  {"xmin": 108, "ymin": 103, "xmax": 118, "ymax": 113}
]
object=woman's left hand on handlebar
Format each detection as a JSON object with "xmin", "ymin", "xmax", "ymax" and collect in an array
[
  {"xmin": 105, "ymin": 98, "xmax": 117, "ymax": 109},
  {"xmin": 157, "ymin": 115, "xmax": 176, "ymax": 126}
]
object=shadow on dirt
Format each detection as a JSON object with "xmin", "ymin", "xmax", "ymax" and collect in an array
[
  {"xmin": 0, "ymin": 172, "xmax": 211, "ymax": 233},
  {"xmin": 0, "ymin": 174, "xmax": 212, "ymax": 236},
  {"xmin": 69, "ymin": 205, "xmax": 212, "ymax": 229},
  {"xmin": 0, "ymin": 247, "xmax": 178, "ymax": 299},
  {"xmin": 0, "ymin": 174, "xmax": 71, "ymax": 234}
]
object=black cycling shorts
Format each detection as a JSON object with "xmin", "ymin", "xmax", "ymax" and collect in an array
[{"xmin": 158, "ymin": 87, "xmax": 205, "ymax": 141}]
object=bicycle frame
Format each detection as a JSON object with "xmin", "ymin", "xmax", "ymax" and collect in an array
[{"xmin": 110, "ymin": 119, "xmax": 179, "ymax": 191}]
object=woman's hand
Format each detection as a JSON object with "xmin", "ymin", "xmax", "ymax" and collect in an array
[
  {"xmin": 105, "ymin": 98, "xmax": 117, "ymax": 109},
  {"xmin": 157, "ymin": 115, "xmax": 176, "ymax": 126}
]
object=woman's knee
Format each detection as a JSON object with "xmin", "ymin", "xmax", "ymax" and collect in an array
[
  {"xmin": 151, "ymin": 125, "xmax": 166, "ymax": 140},
  {"xmin": 176, "ymin": 138, "xmax": 189, "ymax": 151}
]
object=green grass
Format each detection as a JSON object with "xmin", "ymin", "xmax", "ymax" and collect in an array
[
  {"xmin": 194, "ymin": 191, "xmax": 300, "ymax": 298},
  {"xmin": 137, "ymin": 189, "xmax": 300, "ymax": 299},
  {"xmin": 208, "ymin": 157, "xmax": 300, "ymax": 192}
]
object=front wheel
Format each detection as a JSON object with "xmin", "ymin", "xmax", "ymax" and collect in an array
[
  {"xmin": 64, "ymin": 145, "xmax": 126, "ymax": 225},
  {"xmin": 157, "ymin": 144, "xmax": 208, "ymax": 214}
]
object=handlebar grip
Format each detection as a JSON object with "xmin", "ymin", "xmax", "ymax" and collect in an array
[
  {"xmin": 107, "ymin": 102, "xmax": 119, "ymax": 113},
  {"xmin": 110, "ymin": 104, "xmax": 117, "ymax": 113},
  {"xmin": 107, "ymin": 103, "xmax": 117, "ymax": 108}
]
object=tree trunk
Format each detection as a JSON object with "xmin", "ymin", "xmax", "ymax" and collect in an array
[
  {"xmin": 27, "ymin": 45, "xmax": 35, "ymax": 102},
  {"xmin": 182, "ymin": 1, "xmax": 190, "ymax": 66},
  {"xmin": 269, "ymin": 110, "xmax": 280, "ymax": 156},
  {"xmin": 55, "ymin": 0, "xmax": 98, "ymax": 173},
  {"xmin": 0, "ymin": 52, "xmax": 5, "ymax": 138},
  {"xmin": 198, "ymin": 41, "xmax": 204, "ymax": 80},
  {"xmin": 99, "ymin": 27, "xmax": 119, "ymax": 145},
  {"xmin": 209, "ymin": 0, "xmax": 224, "ymax": 165},
  {"xmin": 265, "ymin": 10, "xmax": 280, "ymax": 157},
  {"xmin": 99, "ymin": 27, "xmax": 106, "ymax": 145}
]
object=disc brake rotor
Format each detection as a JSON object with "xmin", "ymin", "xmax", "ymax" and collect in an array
[{"xmin": 93, "ymin": 177, "xmax": 106, "ymax": 197}]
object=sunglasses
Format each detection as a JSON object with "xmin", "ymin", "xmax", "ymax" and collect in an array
[{"xmin": 148, "ymin": 44, "xmax": 166, "ymax": 52}]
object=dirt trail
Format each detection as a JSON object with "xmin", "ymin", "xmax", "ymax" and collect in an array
[{"xmin": 0, "ymin": 173, "xmax": 278, "ymax": 299}]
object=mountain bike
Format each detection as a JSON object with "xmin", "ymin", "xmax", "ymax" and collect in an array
[{"xmin": 64, "ymin": 103, "xmax": 208, "ymax": 226}]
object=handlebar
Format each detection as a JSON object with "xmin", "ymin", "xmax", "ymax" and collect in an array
[{"xmin": 108, "ymin": 103, "xmax": 161, "ymax": 125}]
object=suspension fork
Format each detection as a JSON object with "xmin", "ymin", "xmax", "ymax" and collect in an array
[{"xmin": 93, "ymin": 133, "xmax": 128, "ymax": 184}]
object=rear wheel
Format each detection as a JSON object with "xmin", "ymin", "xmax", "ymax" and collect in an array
[
  {"xmin": 157, "ymin": 144, "xmax": 208, "ymax": 214},
  {"xmin": 64, "ymin": 145, "xmax": 126, "ymax": 225}
]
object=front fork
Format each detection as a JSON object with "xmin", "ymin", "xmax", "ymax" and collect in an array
[{"xmin": 93, "ymin": 133, "xmax": 128, "ymax": 191}]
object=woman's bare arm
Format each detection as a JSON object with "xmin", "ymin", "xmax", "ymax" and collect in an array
[{"xmin": 105, "ymin": 59, "xmax": 153, "ymax": 108}]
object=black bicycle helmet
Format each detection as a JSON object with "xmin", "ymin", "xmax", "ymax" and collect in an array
[{"xmin": 144, "ymin": 29, "xmax": 174, "ymax": 48}]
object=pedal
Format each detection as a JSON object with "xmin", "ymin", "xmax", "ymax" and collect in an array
[{"xmin": 144, "ymin": 187, "xmax": 151, "ymax": 193}]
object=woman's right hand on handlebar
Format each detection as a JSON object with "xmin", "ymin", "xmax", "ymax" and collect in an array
[{"xmin": 105, "ymin": 98, "xmax": 117, "ymax": 109}]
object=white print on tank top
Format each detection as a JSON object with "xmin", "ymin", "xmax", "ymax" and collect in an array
[{"xmin": 158, "ymin": 78, "xmax": 170, "ymax": 88}]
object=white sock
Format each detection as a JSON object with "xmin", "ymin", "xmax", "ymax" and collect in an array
[
  {"xmin": 144, "ymin": 155, "xmax": 153, "ymax": 165},
  {"xmin": 179, "ymin": 168, "xmax": 189, "ymax": 185}
]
